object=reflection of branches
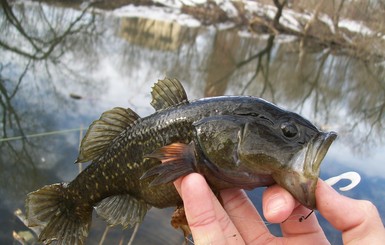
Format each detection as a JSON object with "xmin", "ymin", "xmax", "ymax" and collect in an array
[
  {"xmin": 204, "ymin": 34, "xmax": 275, "ymax": 99},
  {"xmin": 239, "ymin": 35, "xmax": 275, "ymax": 99},
  {"xmin": 294, "ymin": 49, "xmax": 331, "ymax": 115},
  {"xmin": 0, "ymin": 63, "xmax": 30, "ymax": 139},
  {"xmin": 0, "ymin": 1, "xmax": 94, "ymax": 60},
  {"xmin": 0, "ymin": 0, "xmax": 100, "ymax": 180},
  {"xmin": 0, "ymin": 0, "xmax": 102, "ymax": 121},
  {"xmin": 0, "ymin": 64, "xmax": 37, "ymax": 174},
  {"xmin": 365, "ymin": 102, "xmax": 385, "ymax": 133},
  {"xmin": 356, "ymin": 62, "xmax": 385, "ymax": 142}
]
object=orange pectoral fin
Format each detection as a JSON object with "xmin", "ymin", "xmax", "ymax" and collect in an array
[{"xmin": 140, "ymin": 143, "xmax": 197, "ymax": 186}]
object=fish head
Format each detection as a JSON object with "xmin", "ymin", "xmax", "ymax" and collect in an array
[
  {"xmin": 237, "ymin": 114, "xmax": 337, "ymax": 209},
  {"xmin": 194, "ymin": 100, "xmax": 337, "ymax": 209}
]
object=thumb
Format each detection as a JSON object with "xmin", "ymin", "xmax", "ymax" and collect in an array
[{"xmin": 316, "ymin": 179, "xmax": 385, "ymax": 244}]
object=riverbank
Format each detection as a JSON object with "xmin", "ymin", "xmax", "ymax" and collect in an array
[{"xmin": 31, "ymin": 0, "xmax": 385, "ymax": 61}]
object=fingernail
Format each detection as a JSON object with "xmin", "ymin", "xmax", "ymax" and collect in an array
[{"xmin": 267, "ymin": 194, "xmax": 287, "ymax": 214}]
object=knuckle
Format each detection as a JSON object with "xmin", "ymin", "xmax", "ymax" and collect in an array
[
  {"xmin": 248, "ymin": 231, "xmax": 275, "ymax": 245},
  {"xmin": 223, "ymin": 190, "xmax": 249, "ymax": 212},
  {"xmin": 358, "ymin": 200, "xmax": 378, "ymax": 215},
  {"xmin": 217, "ymin": 213, "xmax": 231, "ymax": 231},
  {"xmin": 188, "ymin": 209, "xmax": 217, "ymax": 228}
]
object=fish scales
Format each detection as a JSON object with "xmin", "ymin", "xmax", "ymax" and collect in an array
[
  {"xmin": 25, "ymin": 78, "xmax": 337, "ymax": 244},
  {"xmin": 65, "ymin": 98, "xmax": 240, "ymax": 208}
]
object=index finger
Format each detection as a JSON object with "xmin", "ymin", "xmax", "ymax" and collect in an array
[
  {"xmin": 221, "ymin": 188, "xmax": 274, "ymax": 244},
  {"xmin": 316, "ymin": 179, "xmax": 385, "ymax": 243},
  {"xmin": 174, "ymin": 173, "xmax": 244, "ymax": 245}
]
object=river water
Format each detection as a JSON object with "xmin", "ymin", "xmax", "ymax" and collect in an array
[{"xmin": 1, "ymin": 1, "xmax": 384, "ymax": 244}]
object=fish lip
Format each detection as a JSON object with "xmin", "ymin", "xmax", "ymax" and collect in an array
[
  {"xmin": 307, "ymin": 131, "xmax": 338, "ymax": 174},
  {"xmin": 277, "ymin": 131, "xmax": 337, "ymax": 210},
  {"xmin": 302, "ymin": 131, "xmax": 337, "ymax": 208}
]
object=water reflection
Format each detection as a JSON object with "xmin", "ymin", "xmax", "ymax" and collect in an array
[
  {"xmin": 120, "ymin": 18, "xmax": 185, "ymax": 51},
  {"xmin": 1, "ymin": 1, "xmax": 384, "ymax": 244},
  {"xmin": 0, "ymin": 0, "xmax": 96, "ymax": 60},
  {"xmin": 212, "ymin": 34, "xmax": 385, "ymax": 149}
]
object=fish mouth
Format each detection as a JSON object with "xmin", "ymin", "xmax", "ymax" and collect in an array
[
  {"xmin": 302, "ymin": 131, "xmax": 337, "ymax": 208},
  {"xmin": 274, "ymin": 131, "xmax": 337, "ymax": 210},
  {"xmin": 306, "ymin": 131, "xmax": 338, "ymax": 176}
]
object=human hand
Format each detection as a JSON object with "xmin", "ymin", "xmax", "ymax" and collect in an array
[{"xmin": 173, "ymin": 173, "xmax": 385, "ymax": 244}]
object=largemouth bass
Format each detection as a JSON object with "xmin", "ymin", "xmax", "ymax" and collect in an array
[{"xmin": 25, "ymin": 78, "xmax": 337, "ymax": 244}]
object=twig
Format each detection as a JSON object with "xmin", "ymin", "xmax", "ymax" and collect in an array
[
  {"xmin": 0, "ymin": 128, "xmax": 84, "ymax": 142},
  {"xmin": 127, "ymin": 223, "xmax": 140, "ymax": 245},
  {"xmin": 98, "ymin": 226, "xmax": 110, "ymax": 245},
  {"xmin": 78, "ymin": 124, "xmax": 84, "ymax": 173}
]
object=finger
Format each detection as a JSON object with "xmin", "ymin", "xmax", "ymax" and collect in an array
[
  {"xmin": 262, "ymin": 184, "xmax": 296, "ymax": 223},
  {"xmin": 221, "ymin": 189, "xmax": 274, "ymax": 243},
  {"xmin": 263, "ymin": 184, "xmax": 326, "ymax": 239},
  {"xmin": 317, "ymin": 179, "xmax": 385, "ymax": 243},
  {"xmin": 173, "ymin": 177, "xmax": 183, "ymax": 194},
  {"xmin": 176, "ymin": 173, "xmax": 244, "ymax": 245},
  {"xmin": 280, "ymin": 205, "xmax": 325, "ymax": 238}
]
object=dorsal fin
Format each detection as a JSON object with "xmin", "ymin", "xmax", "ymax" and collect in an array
[
  {"xmin": 150, "ymin": 78, "xmax": 189, "ymax": 111},
  {"xmin": 76, "ymin": 107, "xmax": 140, "ymax": 163}
]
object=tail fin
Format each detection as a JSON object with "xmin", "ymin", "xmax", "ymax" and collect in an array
[{"xmin": 25, "ymin": 183, "xmax": 92, "ymax": 245}]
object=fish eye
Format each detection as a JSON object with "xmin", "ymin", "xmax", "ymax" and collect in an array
[{"xmin": 281, "ymin": 122, "xmax": 298, "ymax": 138}]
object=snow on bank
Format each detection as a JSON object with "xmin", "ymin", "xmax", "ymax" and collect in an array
[
  {"xmin": 112, "ymin": 0, "xmax": 384, "ymax": 40},
  {"xmin": 113, "ymin": 4, "xmax": 201, "ymax": 27}
]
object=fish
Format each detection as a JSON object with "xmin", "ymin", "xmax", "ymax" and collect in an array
[{"xmin": 25, "ymin": 78, "xmax": 337, "ymax": 244}]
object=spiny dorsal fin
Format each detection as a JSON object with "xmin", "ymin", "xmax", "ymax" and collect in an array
[
  {"xmin": 95, "ymin": 194, "xmax": 150, "ymax": 229},
  {"xmin": 150, "ymin": 78, "xmax": 189, "ymax": 111},
  {"xmin": 76, "ymin": 107, "xmax": 140, "ymax": 163}
]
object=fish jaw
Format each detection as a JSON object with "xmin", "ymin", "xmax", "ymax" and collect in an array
[{"xmin": 273, "ymin": 131, "xmax": 337, "ymax": 210}]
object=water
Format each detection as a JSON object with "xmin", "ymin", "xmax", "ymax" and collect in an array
[{"xmin": 1, "ymin": 1, "xmax": 384, "ymax": 244}]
